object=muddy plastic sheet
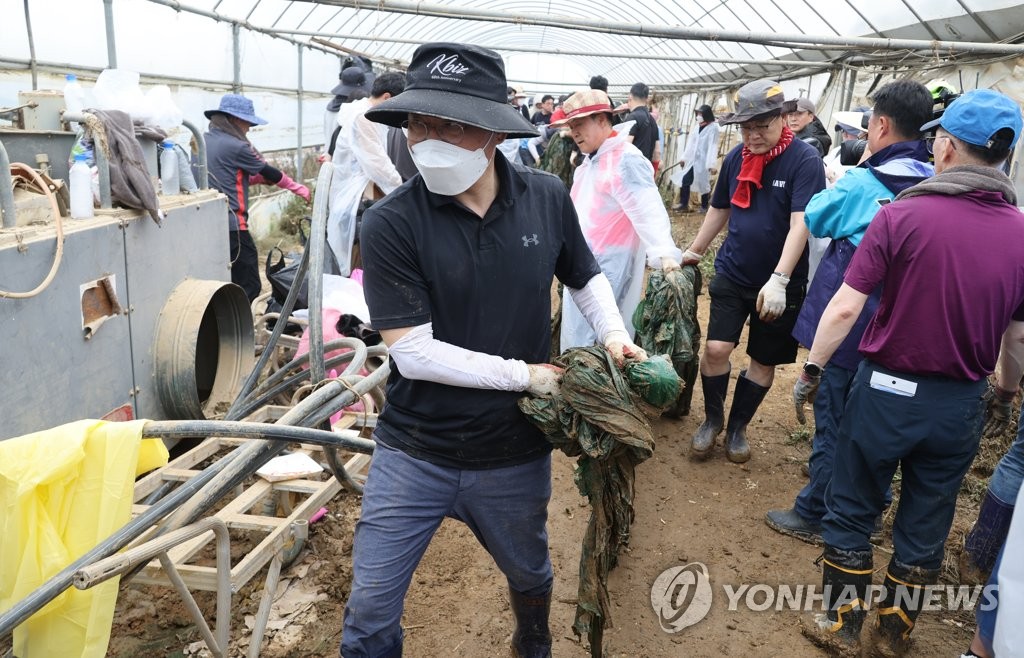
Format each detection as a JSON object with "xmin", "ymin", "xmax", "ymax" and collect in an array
[
  {"xmin": 632, "ymin": 265, "xmax": 702, "ymax": 416},
  {"xmin": 519, "ymin": 346, "xmax": 678, "ymax": 657}
]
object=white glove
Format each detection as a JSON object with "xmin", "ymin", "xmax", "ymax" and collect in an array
[
  {"xmin": 525, "ymin": 364, "xmax": 563, "ymax": 397},
  {"xmin": 604, "ymin": 329, "xmax": 648, "ymax": 366},
  {"xmin": 756, "ymin": 272, "xmax": 790, "ymax": 321},
  {"xmin": 681, "ymin": 249, "xmax": 703, "ymax": 266},
  {"xmin": 661, "ymin": 257, "xmax": 681, "ymax": 272}
]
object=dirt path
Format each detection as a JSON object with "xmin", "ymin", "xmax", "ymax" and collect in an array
[{"xmin": 104, "ymin": 211, "xmax": 980, "ymax": 657}]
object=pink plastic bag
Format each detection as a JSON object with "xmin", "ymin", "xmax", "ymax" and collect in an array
[{"xmin": 296, "ymin": 309, "xmax": 374, "ymax": 425}]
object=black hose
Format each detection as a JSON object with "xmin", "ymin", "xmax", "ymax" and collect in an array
[
  {"xmin": 225, "ymin": 238, "xmax": 311, "ymax": 421},
  {"xmin": 141, "ymin": 420, "xmax": 376, "ymax": 454}
]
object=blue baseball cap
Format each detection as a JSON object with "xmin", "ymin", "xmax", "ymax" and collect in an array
[
  {"xmin": 920, "ymin": 88, "xmax": 1022, "ymax": 150},
  {"xmin": 204, "ymin": 93, "xmax": 267, "ymax": 126}
]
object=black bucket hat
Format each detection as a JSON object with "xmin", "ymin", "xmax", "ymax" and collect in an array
[
  {"xmin": 365, "ymin": 42, "xmax": 539, "ymax": 138},
  {"xmin": 331, "ymin": 66, "xmax": 372, "ymax": 97}
]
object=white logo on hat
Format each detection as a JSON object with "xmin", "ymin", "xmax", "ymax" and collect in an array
[
  {"xmin": 428, "ymin": 54, "xmax": 470, "ymax": 81},
  {"xmin": 522, "ymin": 234, "xmax": 539, "ymax": 247}
]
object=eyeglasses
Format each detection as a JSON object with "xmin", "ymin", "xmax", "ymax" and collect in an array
[
  {"xmin": 739, "ymin": 115, "xmax": 780, "ymax": 135},
  {"xmin": 925, "ymin": 134, "xmax": 957, "ymax": 154},
  {"xmin": 402, "ymin": 118, "xmax": 466, "ymax": 145}
]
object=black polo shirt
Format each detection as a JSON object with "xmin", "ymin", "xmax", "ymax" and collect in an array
[{"xmin": 360, "ymin": 154, "xmax": 601, "ymax": 469}]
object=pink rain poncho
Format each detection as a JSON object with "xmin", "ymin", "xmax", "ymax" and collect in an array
[{"xmin": 560, "ymin": 131, "xmax": 682, "ymax": 352}]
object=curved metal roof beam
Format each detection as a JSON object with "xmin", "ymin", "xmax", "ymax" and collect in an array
[
  {"xmin": 270, "ymin": 28, "xmax": 834, "ymax": 68},
  {"xmin": 291, "ymin": 0, "xmax": 1024, "ymax": 54}
]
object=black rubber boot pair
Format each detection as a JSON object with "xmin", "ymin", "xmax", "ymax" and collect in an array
[
  {"xmin": 802, "ymin": 546, "xmax": 873, "ymax": 657},
  {"xmin": 510, "ymin": 588, "xmax": 552, "ymax": 658},
  {"xmin": 691, "ymin": 370, "xmax": 769, "ymax": 462},
  {"xmin": 868, "ymin": 559, "xmax": 940, "ymax": 658}
]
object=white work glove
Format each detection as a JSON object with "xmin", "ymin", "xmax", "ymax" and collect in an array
[
  {"xmin": 604, "ymin": 330, "xmax": 648, "ymax": 367},
  {"xmin": 661, "ymin": 257, "xmax": 681, "ymax": 272},
  {"xmin": 756, "ymin": 272, "xmax": 790, "ymax": 321},
  {"xmin": 525, "ymin": 364, "xmax": 563, "ymax": 397},
  {"xmin": 681, "ymin": 249, "xmax": 703, "ymax": 266}
]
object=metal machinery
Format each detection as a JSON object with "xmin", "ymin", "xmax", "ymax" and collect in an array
[{"xmin": 0, "ymin": 95, "xmax": 254, "ymax": 441}]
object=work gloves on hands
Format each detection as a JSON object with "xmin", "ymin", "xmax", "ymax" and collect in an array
[
  {"xmin": 661, "ymin": 257, "xmax": 681, "ymax": 272},
  {"xmin": 604, "ymin": 329, "xmax": 648, "ymax": 367},
  {"xmin": 278, "ymin": 173, "xmax": 311, "ymax": 203},
  {"xmin": 757, "ymin": 272, "xmax": 789, "ymax": 321},
  {"xmin": 793, "ymin": 368, "xmax": 822, "ymax": 425},
  {"xmin": 526, "ymin": 364, "xmax": 564, "ymax": 397},
  {"xmin": 681, "ymin": 249, "xmax": 703, "ymax": 266},
  {"xmin": 983, "ymin": 384, "xmax": 1018, "ymax": 437}
]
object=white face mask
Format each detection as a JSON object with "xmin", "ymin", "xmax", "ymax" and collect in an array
[{"xmin": 409, "ymin": 136, "xmax": 493, "ymax": 196}]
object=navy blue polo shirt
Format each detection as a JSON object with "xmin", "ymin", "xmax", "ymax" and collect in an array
[
  {"xmin": 360, "ymin": 154, "xmax": 602, "ymax": 469},
  {"xmin": 710, "ymin": 138, "xmax": 825, "ymax": 287}
]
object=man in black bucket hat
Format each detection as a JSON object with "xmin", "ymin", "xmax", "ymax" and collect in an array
[{"xmin": 342, "ymin": 42, "xmax": 645, "ymax": 658}]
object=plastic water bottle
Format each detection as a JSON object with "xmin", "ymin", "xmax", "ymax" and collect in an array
[
  {"xmin": 63, "ymin": 74, "xmax": 85, "ymax": 130},
  {"xmin": 160, "ymin": 142, "xmax": 180, "ymax": 195},
  {"xmin": 69, "ymin": 154, "xmax": 94, "ymax": 219}
]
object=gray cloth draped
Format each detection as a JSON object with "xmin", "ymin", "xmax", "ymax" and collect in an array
[
  {"xmin": 86, "ymin": 109, "xmax": 162, "ymax": 225},
  {"xmin": 896, "ymin": 163, "xmax": 1017, "ymax": 205}
]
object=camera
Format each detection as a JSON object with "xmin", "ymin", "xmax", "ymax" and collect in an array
[{"xmin": 839, "ymin": 139, "xmax": 868, "ymax": 166}]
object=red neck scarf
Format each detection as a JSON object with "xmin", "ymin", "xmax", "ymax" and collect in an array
[{"xmin": 731, "ymin": 126, "xmax": 794, "ymax": 209}]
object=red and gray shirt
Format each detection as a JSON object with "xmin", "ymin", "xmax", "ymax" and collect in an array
[{"xmin": 205, "ymin": 127, "xmax": 273, "ymax": 231}]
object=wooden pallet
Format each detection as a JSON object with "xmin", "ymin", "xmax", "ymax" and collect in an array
[{"xmin": 129, "ymin": 407, "xmax": 373, "ymax": 592}]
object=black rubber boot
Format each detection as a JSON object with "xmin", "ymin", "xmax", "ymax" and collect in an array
[
  {"xmin": 690, "ymin": 371, "xmax": 729, "ymax": 458},
  {"xmin": 663, "ymin": 357, "xmax": 699, "ymax": 419},
  {"xmin": 509, "ymin": 588, "xmax": 552, "ymax": 658},
  {"xmin": 801, "ymin": 546, "xmax": 872, "ymax": 657},
  {"xmin": 765, "ymin": 507, "xmax": 823, "ymax": 545},
  {"xmin": 869, "ymin": 559, "xmax": 940, "ymax": 658},
  {"xmin": 962, "ymin": 490, "xmax": 1014, "ymax": 583},
  {"xmin": 724, "ymin": 371, "xmax": 769, "ymax": 463}
]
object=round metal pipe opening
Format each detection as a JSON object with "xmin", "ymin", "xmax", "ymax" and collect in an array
[{"xmin": 154, "ymin": 280, "xmax": 255, "ymax": 419}]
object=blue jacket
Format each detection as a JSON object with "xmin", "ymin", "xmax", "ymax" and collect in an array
[{"xmin": 792, "ymin": 141, "xmax": 932, "ymax": 370}]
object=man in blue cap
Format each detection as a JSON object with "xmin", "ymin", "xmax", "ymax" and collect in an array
[
  {"xmin": 204, "ymin": 93, "xmax": 310, "ymax": 301},
  {"xmin": 797, "ymin": 88, "xmax": 1024, "ymax": 656}
]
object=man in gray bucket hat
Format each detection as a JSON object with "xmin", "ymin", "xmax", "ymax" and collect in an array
[
  {"xmin": 340, "ymin": 42, "xmax": 646, "ymax": 657},
  {"xmin": 682, "ymin": 78, "xmax": 825, "ymax": 464}
]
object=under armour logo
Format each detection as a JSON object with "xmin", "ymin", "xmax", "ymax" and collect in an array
[
  {"xmin": 428, "ymin": 54, "xmax": 470, "ymax": 78},
  {"xmin": 522, "ymin": 234, "xmax": 539, "ymax": 247}
]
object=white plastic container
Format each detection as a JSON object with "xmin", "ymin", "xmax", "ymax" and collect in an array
[
  {"xmin": 69, "ymin": 154, "xmax": 94, "ymax": 219},
  {"xmin": 159, "ymin": 142, "xmax": 180, "ymax": 195},
  {"xmin": 63, "ymin": 74, "xmax": 86, "ymax": 130}
]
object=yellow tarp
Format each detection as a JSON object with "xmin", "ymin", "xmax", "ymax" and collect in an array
[{"xmin": 0, "ymin": 419, "xmax": 169, "ymax": 658}]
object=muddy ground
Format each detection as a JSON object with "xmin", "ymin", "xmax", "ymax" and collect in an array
[{"xmin": 100, "ymin": 210, "xmax": 1008, "ymax": 657}]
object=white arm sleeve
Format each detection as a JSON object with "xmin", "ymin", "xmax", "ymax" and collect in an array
[
  {"xmin": 388, "ymin": 323, "xmax": 531, "ymax": 391},
  {"xmin": 567, "ymin": 273, "xmax": 628, "ymax": 344}
]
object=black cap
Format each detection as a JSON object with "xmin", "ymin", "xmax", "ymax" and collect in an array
[{"xmin": 365, "ymin": 42, "xmax": 538, "ymax": 138}]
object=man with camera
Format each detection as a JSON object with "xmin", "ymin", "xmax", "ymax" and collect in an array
[{"xmin": 766, "ymin": 79, "xmax": 934, "ymax": 543}]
